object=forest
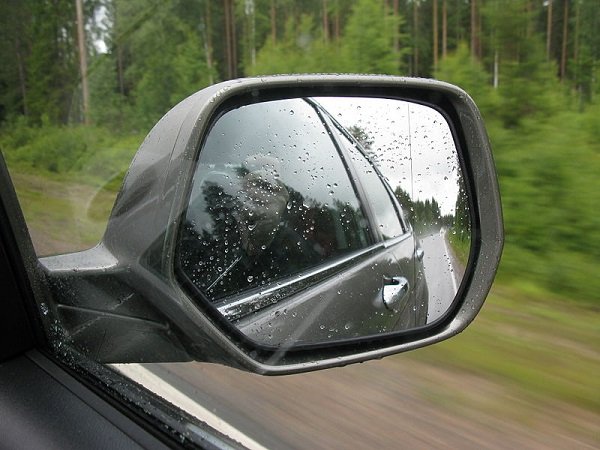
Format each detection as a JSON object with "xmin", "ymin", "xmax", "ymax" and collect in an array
[{"xmin": 0, "ymin": 0, "xmax": 599, "ymax": 304}]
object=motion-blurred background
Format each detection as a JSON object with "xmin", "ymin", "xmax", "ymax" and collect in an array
[{"xmin": 0, "ymin": 1, "xmax": 597, "ymax": 448}]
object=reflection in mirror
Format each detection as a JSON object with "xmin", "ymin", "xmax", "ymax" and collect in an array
[{"xmin": 176, "ymin": 96, "xmax": 471, "ymax": 348}]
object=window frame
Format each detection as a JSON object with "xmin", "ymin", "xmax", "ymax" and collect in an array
[{"xmin": 311, "ymin": 99, "xmax": 411, "ymax": 240}]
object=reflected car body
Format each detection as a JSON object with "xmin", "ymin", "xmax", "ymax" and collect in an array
[{"xmin": 177, "ymin": 98, "xmax": 429, "ymax": 345}]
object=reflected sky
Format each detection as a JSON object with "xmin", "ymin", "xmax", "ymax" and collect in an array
[{"xmin": 315, "ymin": 97, "xmax": 460, "ymax": 216}]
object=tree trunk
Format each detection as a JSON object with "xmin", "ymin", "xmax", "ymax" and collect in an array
[
  {"xmin": 14, "ymin": 37, "xmax": 28, "ymax": 116},
  {"xmin": 245, "ymin": 0, "xmax": 256, "ymax": 67},
  {"xmin": 224, "ymin": 0, "xmax": 237, "ymax": 79},
  {"xmin": 334, "ymin": 0, "xmax": 340, "ymax": 40},
  {"xmin": 231, "ymin": 1, "xmax": 237, "ymax": 77},
  {"xmin": 393, "ymin": 0, "xmax": 400, "ymax": 70},
  {"xmin": 204, "ymin": 0, "xmax": 214, "ymax": 83},
  {"xmin": 560, "ymin": 0, "xmax": 569, "ymax": 81},
  {"xmin": 470, "ymin": 0, "xmax": 479, "ymax": 60},
  {"xmin": 270, "ymin": 0, "xmax": 276, "ymax": 43},
  {"xmin": 413, "ymin": 0, "xmax": 419, "ymax": 76},
  {"xmin": 546, "ymin": 0, "xmax": 553, "ymax": 60},
  {"xmin": 323, "ymin": 0, "xmax": 329, "ymax": 41},
  {"xmin": 433, "ymin": 0, "xmax": 438, "ymax": 71},
  {"xmin": 442, "ymin": 0, "xmax": 447, "ymax": 59},
  {"xmin": 75, "ymin": 0, "xmax": 89, "ymax": 124}
]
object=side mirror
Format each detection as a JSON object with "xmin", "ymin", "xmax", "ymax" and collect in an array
[{"xmin": 40, "ymin": 76, "xmax": 503, "ymax": 375}]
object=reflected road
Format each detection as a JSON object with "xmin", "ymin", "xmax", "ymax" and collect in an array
[{"xmin": 419, "ymin": 228, "xmax": 462, "ymax": 323}]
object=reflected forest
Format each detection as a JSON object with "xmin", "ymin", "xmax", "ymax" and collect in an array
[{"xmin": 180, "ymin": 173, "xmax": 369, "ymax": 300}]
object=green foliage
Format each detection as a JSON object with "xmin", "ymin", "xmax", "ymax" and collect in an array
[
  {"xmin": 435, "ymin": 42, "xmax": 497, "ymax": 115},
  {"xmin": 496, "ymin": 45, "xmax": 561, "ymax": 128},
  {"xmin": 120, "ymin": 2, "xmax": 213, "ymax": 129},
  {"xmin": 339, "ymin": 0, "xmax": 405, "ymax": 74},
  {"xmin": 410, "ymin": 285, "xmax": 600, "ymax": 415},
  {"xmin": 250, "ymin": 0, "xmax": 407, "ymax": 76},
  {"xmin": 490, "ymin": 106, "xmax": 600, "ymax": 304},
  {"xmin": 3, "ymin": 0, "xmax": 81, "ymax": 124},
  {"xmin": 448, "ymin": 232, "xmax": 470, "ymax": 266},
  {"xmin": 250, "ymin": 14, "xmax": 348, "ymax": 75},
  {"xmin": 170, "ymin": 29, "xmax": 216, "ymax": 105},
  {"xmin": 0, "ymin": 120, "xmax": 140, "ymax": 184},
  {"xmin": 88, "ymin": 54, "xmax": 133, "ymax": 131}
]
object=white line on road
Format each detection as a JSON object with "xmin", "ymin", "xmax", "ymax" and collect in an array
[
  {"xmin": 113, "ymin": 364, "xmax": 268, "ymax": 450},
  {"xmin": 441, "ymin": 228, "xmax": 459, "ymax": 294}
]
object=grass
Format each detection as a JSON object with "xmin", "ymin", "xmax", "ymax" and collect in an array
[
  {"xmin": 9, "ymin": 171, "xmax": 121, "ymax": 255},
  {"xmin": 1, "ymin": 124, "xmax": 142, "ymax": 255},
  {"xmin": 405, "ymin": 284, "xmax": 600, "ymax": 414},
  {"xmin": 447, "ymin": 232, "xmax": 470, "ymax": 266}
]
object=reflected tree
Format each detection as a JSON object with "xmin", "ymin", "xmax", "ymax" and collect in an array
[
  {"xmin": 453, "ymin": 179, "xmax": 470, "ymax": 241},
  {"xmin": 179, "ymin": 173, "xmax": 370, "ymax": 301}
]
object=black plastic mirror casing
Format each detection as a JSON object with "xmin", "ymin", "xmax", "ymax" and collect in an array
[{"xmin": 40, "ymin": 75, "xmax": 503, "ymax": 375}]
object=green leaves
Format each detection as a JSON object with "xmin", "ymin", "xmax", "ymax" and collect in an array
[
  {"xmin": 250, "ymin": 0, "xmax": 406, "ymax": 76},
  {"xmin": 340, "ymin": 0, "xmax": 405, "ymax": 74}
]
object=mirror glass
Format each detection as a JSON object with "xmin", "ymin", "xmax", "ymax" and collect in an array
[{"xmin": 177, "ymin": 96, "xmax": 471, "ymax": 347}]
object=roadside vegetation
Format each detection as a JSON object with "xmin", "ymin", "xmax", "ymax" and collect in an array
[
  {"xmin": 410, "ymin": 285, "xmax": 599, "ymax": 412},
  {"xmin": 447, "ymin": 232, "xmax": 470, "ymax": 267},
  {"xmin": 401, "ymin": 285, "xmax": 599, "ymax": 445}
]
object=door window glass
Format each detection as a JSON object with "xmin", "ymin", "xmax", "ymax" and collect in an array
[
  {"xmin": 334, "ymin": 126, "xmax": 405, "ymax": 240},
  {"xmin": 178, "ymin": 98, "xmax": 371, "ymax": 300}
]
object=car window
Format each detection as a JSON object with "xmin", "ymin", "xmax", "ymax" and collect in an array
[
  {"xmin": 331, "ymin": 122, "xmax": 406, "ymax": 240},
  {"xmin": 178, "ymin": 98, "xmax": 371, "ymax": 300}
]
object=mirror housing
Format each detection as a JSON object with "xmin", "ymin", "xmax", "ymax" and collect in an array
[{"xmin": 40, "ymin": 75, "xmax": 503, "ymax": 375}]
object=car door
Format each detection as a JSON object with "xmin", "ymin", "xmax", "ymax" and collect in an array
[
  {"xmin": 322, "ymin": 112, "xmax": 420, "ymax": 330},
  {"xmin": 176, "ymin": 97, "xmax": 415, "ymax": 346}
]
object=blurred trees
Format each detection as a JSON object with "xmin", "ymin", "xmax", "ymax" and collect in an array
[
  {"xmin": 0, "ymin": 0, "xmax": 598, "ymax": 303},
  {"xmin": 1, "ymin": 0, "xmax": 598, "ymax": 127}
]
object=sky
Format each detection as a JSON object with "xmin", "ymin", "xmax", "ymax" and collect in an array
[{"xmin": 316, "ymin": 97, "xmax": 463, "ymax": 216}]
